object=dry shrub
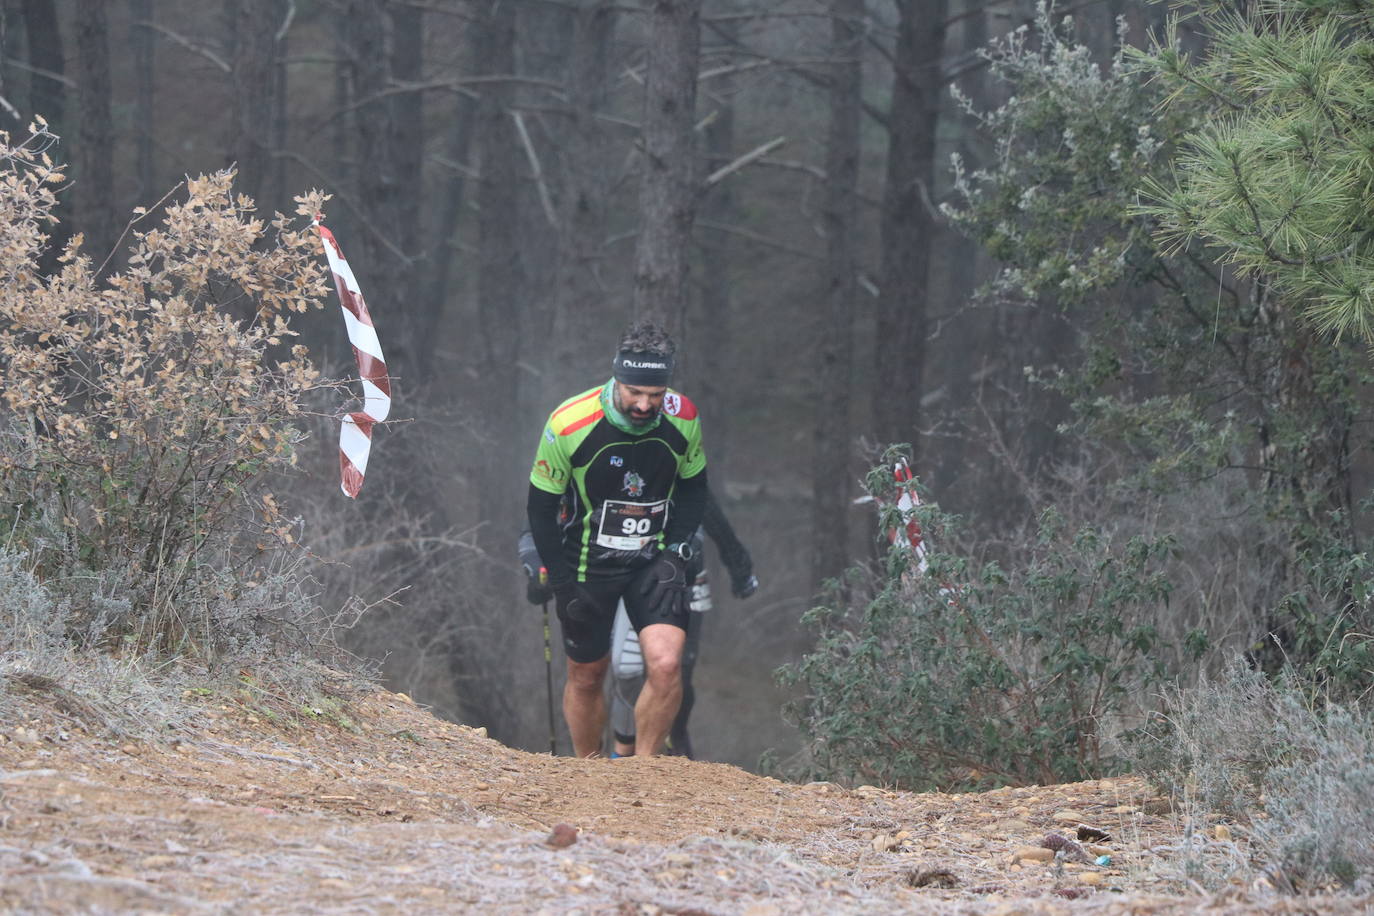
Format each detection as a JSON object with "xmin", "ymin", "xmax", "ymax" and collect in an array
[
  {"xmin": 1131, "ymin": 659, "xmax": 1374, "ymax": 893},
  {"xmin": 0, "ymin": 124, "xmax": 341, "ymax": 660}
]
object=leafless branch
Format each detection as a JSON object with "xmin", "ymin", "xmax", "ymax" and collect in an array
[
  {"xmin": 512, "ymin": 111, "xmax": 558, "ymax": 229},
  {"xmin": 275, "ymin": 0, "xmax": 297, "ymax": 42},
  {"xmin": 269, "ymin": 149, "xmax": 414, "ymax": 265},
  {"xmin": 136, "ymin": 20, "xmax": 231, "ymax": 74},
  {"xmin": 5, "ymin": 59, "xmax": 77, "ymax": 89},
  {"xmin": 696, "ymin": 219, "xmax": 818, "ymax": 260},
  {"xmin": 703, "ymin": 136, "xmax": 787, "ymax": 188}
]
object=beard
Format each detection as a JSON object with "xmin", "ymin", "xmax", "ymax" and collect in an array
[
  {"xmin": 627, "ymin": 405, "xmax": 659, "ymax": 427},
  {"xmin": 614, "ymin": 388, "xmax": 660, "ymax": 427}
]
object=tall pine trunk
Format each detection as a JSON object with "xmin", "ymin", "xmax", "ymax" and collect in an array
[
  {"xmin": 633, "ymin": 0, "xmax": 702, "ymax": 351},
  {"xmin": 811, "ymin": 0, "xmax": 863, "ymax": 589},
  {"xmin": 873, "ymin": 0, "xmax": 946, "ymax": 452}
]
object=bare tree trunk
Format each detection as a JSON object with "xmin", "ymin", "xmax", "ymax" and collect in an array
[
  {"xmin": 633, "ymin": 0, "xmax": 702, "ymax": 351},
  {"xmin": 474, "ymin": 0, "xmax": 523, "ymax": 541},
  {"xmin": 228, "ymin": 0, "xmax": 277, "ymax": 207},
  {"xmin": 811, "ymin": 0, "xmax": 863, "ymax": 589},
  {"xmin": 417, "ymin": 82, "xmax": 475, "ymax": 378},
  {"xmin": 390, "ymin": 1, "xmax": 423, "ymax": 271},
  {"xmin": 20, "ymin": 0, "xmax": 61, "ymax": 127},
  {"xmin": 341, "ymin": 0, "xmax": 416, "ymax": 360},
  {"xmin": 20, "ymin": 0, "xmax": 66, "ymax": 275},
  {"xmin": 695, "ymin": 1, "xmax": 739, "ymax": 460},
  {"xmin": 129, "ymin": 0, "xmax": 155, "ymax": 202},
  {"xmin": 548, "ymin": 0, "xmax": 619, "ymax": 394},
  {"xmin": 73, "ymin": 0, "xmax": 117, "ymax": 269},
  {"xmin": 269, "ymin": 0, "xmax": 291, "ymax": 211},
  {"xmin": 873, "ymin": 0, "xmax": 946, "ymax": 451}
]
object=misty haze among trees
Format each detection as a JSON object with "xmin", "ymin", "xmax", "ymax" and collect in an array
[{"xmin": 3, "ymin": 0, "xmax": 1374, "ymax": 848}]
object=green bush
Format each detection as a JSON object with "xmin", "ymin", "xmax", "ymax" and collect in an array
[
  {"xmin": 0, "ymin": 126, "xmax": 337, "ymax": 658},
  {"xmin": 778, "ymin": 452, "xmax": 1196, "ymax": 791}
]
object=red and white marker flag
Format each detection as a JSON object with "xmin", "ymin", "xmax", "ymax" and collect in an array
[
  {"xmin": 887, "ymin": 457, "xmax": 929, "ymax": 575},
  {"xmin": 317, "ymin": 222, "xmax": 391, "ymax": 498}
]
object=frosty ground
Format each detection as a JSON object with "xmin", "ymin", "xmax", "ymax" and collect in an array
[{"xmin": 2, "ymin": 681, "xmax": 1369, "ymax": 914}]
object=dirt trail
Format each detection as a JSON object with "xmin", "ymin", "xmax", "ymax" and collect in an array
[{"xmin": 1, "ymin": 687, "xmax": 1368, "ymax": 914}]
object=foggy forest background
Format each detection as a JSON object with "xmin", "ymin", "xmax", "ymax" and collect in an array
[{"xmin": 4, "ymin": 0, "xmax": 1373, "ymax": 784}]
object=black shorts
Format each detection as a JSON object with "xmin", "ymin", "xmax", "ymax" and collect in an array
[{"xmin": 556, "ymin": 566, "xmax": 689, "ymax": 663}]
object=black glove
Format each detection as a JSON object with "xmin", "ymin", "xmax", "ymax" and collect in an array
[
  {"xmin": 732, "ymin": 572, "xmax": 759, "ymax": 599},
  {"xmin": 722, "ymin": 546, "xmax": 758, "ymax": 599},
  {"xmin": 637, "ymin": 551, "xmax": 688, "ymax": 617},
  {"xmin": 553, "ymin": 581, "xmax": 599, "ymax": 624},
  {"xmin": 526, "ymin": 575, "xmax": 552, "ymax": 606}
]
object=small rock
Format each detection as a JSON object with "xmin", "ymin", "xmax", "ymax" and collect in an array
[
  {"xmin": 1215, "ymin": 824, "xmax": 1232, "ymax": 841},
  {"xmin": 140, "ymin": 855, "xmax": 176, "ymax": 868},
  {"xmin": 474, "ymin": 782, "xmax": 490, "ymax": 791},
  {"xmin": 1040, "ymin": 833, "xmax": 1093, "ymax": 864},
  {"xmin": 1141, "ymin": 797, "xmax": 1173, "ymax": 816},
  {"xmin": 742, "ymin": 905, "xmax": 781, "ymax": 916},
  {"xmin": 989, "ymin": 818, "xmax": 1032, "ymax": 834},
  {"xmin": 546, "ymin": 823, "xmax": 579, "ymax": 848},
  {"xmin": 472, "ymin": 726, "xmax": 488, "ymax": 739},
  {"xmin": 1052, "ymin": 809, "xmax": 1088, "ymax": 824},
  {"xmin": 1011, "ymin": 846, "xmax": 1055, "ymax": 864},
  {"xmin": 1076, "ymin": 824, "xmax": 1111, "ymax": 843},
  {"xmin": 395, "ymin": 693, "xmax": 414, "ymax": 704},
  {"xmin": 906, "ymin": 867, "xmax": 958, "ymax": 889},
  {"xmin": 1078, "ymin": 871, "xmax": 1106, "ymax": 886},
  {"xmin": 872, "ymin": 833, "xmax": 896, "ymax": 852}
]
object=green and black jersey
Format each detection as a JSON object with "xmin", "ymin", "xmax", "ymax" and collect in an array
[{"xmin": 530, "ymin": 380, "xmax": 706, "ymax": 581}]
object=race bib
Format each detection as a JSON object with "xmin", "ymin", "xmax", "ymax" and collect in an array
[{"xmin": 596, "ymin": 498, "xmax": 668, "ymax": 550}]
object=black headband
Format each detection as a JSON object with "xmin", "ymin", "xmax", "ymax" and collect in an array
[{"xmin": 613, "ymin": 350, "xmax": 675, "ymax": 386}]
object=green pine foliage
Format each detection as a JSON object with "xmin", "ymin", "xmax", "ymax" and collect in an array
[
  {"xmin": 1139, "ymin": 1, "xmax": 1374, "ymax": 340},
  {"xmin": 943, "ymin": 3, "xmax": 1374, "ymax": 685}
]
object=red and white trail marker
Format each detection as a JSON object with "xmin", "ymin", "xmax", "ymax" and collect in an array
[{"xmin": 317, "ymin": 222, "xmax": 391, "ymax": 498}]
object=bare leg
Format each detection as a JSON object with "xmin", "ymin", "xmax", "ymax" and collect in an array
[
  {"xmin": 633, "ymin": 623, "xmax": 686, "ymax": 756},
  {"xmin": 564, "ymin": 655, "xmax": 610, "ymax": 757}
]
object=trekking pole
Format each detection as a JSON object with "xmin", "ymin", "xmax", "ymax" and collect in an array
[{"xmin": 541, "ymin": 593, "xmax": 557, "ymax": 755}]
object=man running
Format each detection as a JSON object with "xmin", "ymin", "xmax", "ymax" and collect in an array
[{"xmin": 526, "ymin": 318, "xmax": 707, "ymax": 757}]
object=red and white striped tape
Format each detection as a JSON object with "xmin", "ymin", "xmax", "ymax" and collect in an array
[
  {"xmin": 888, "ymin": 457, "xmax": 929, "ymax": 575},
  {"xmin": 317, "ymin": 223, "xmax": 391, "ymax": 498}
]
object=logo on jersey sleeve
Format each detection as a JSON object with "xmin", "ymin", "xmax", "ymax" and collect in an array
[
  {"xmin": 622, "ymin": 471, "xmax": 645, "ymax": 497},
  {"xmin": 610, "ymin": 455, "xmax": 624, "ymax": 467},
  {"xmin": 535, "ymin": 459, "xmax": 566, "ymax": 484},
  {"xmin": 662, "ymin": 391, "xmax": 697, "ymax": 419},
  {"xmin": 544, "ymin": 427, "xmax": 555, "ymax": 444}
]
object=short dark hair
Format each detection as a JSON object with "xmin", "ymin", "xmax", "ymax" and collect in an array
[{"xmin": 618, "ymin": 317, "xmax": 675, "ymax": 357}]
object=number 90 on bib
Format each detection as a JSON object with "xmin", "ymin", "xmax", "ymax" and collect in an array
[{"xmin": 596, "ymin": 499, "xmax": 669, "ymax": 550}]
